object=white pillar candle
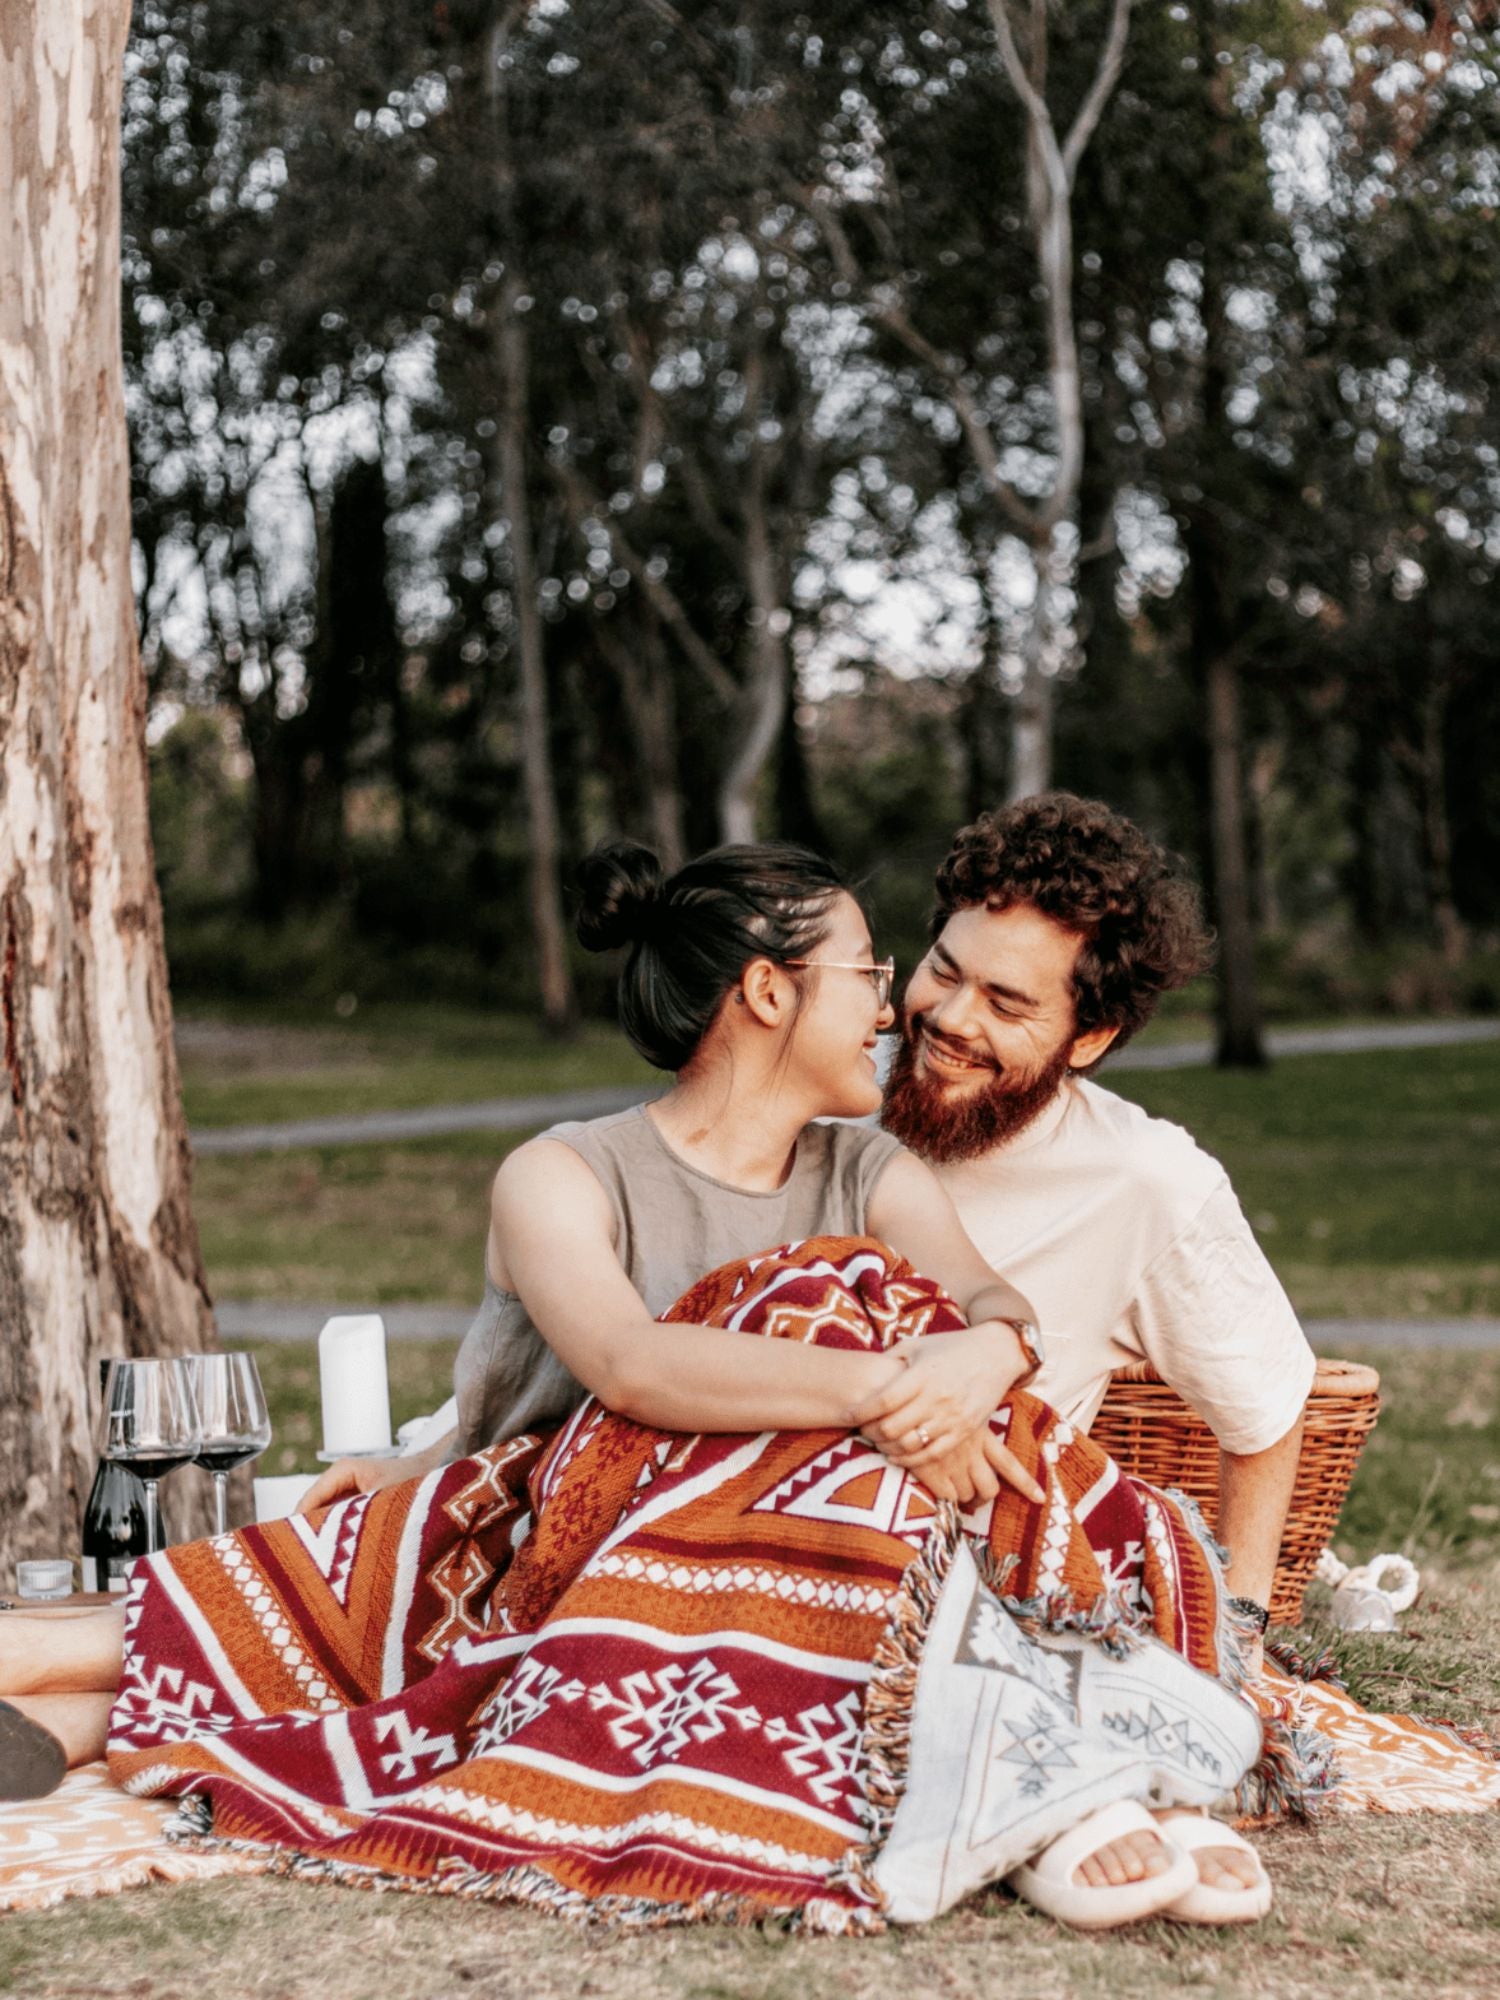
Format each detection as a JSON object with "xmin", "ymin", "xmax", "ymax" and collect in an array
[{"xmin": 318, "ymin": 1314, "xmax": 392, "ymax": 1456}]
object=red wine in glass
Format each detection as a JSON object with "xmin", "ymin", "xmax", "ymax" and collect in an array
[
  {"xmin": 186, "ymin": 1354, "xmax": 272, "ymax": 1533},
  {"xmin": 97, "ymin": 1360, "xmax": 200, "ymax": 1555},
  {"xmin": 110, "ymin": 1447, "xmax": 199, "ymax": 1482},
  {"xmin": 195, "ymin": 1438, "xmax": 269, "ymax": 1477}
]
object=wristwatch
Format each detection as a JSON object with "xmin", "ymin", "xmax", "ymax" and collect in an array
[
  {"xmin": 1229, "ymin": 1594, "xmax": 1270, "ymax": 1634},
  {"xmin": 1000, "ymin": 1317, "xmax": 1043, "ymax": 1384}
]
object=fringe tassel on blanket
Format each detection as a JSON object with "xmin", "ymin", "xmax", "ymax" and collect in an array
[
  {"xmin": 1157, "ymin": 1484, "xmax": 1342, "ymax": 1822},
  {"xmin": 168, "ymin": 1795, "xmax": 886, "ymax": 1936},
  {"xmin": 823, "ymin": 1505, "xmax": 965, "ymax": 1914}
]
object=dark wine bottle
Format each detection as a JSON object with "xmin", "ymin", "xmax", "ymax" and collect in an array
[{"xmin": 82, "ymin": 1360, "xmax": 149, "ymax": 1593}]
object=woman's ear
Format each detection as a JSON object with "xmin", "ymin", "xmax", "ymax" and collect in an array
[{"xmin": 738, "ymin": 957, "xmax": 789, "ymax": 1029}]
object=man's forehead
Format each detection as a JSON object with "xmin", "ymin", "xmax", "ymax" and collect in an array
[{"xmin": 933, "ymin": 903, "xmax": 1083, "ymax": 996}]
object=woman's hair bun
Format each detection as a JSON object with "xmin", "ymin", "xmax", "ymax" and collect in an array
[{"xmin": 576, "ymin": 840, "xmax": 667, "ymax": 952}]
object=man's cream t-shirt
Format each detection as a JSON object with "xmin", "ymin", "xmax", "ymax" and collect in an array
[{"xmin": 936, "ymin": 1074, "xmax": 1316, "ymax": 1455}]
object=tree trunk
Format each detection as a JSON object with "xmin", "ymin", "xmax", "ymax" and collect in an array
[
  {"xmin": 0, "ymin": 0, "xmax": 217, "ymax": 1575},
  {"xmin": 774, "ymin": 684, "xmax": 826, "ymax": 853},
  {"xmin": 984, "ymin": 1, "xmax": 1129, "ymax": 800},
  {"xmin": 495, "ymin": 288, "xmax": 575, "ymax": 1034},
  {"xmin": 1007, "ymin": 526, "xmax": 1076, "ymax": 802},
  {"xmin": 1415, "ymin": 676, "xmax": 1467, "ymax": 966},
  {"xmin": 594, "ymin": 611, "xmax": 686, "ymax": 872},
  {"xmin": 1190, "ymin": 1, "xmax": 1264, "ymax": 1069},
  {"xmin": 1007, "ymin": 669, "xmax": 1055, "ymax": 802},
  {"xmin": 1204, "ymin": 648, "xmax": 1267, "ymax": 1067},
  {"xmin": 485, "ymin": 8, "xmax": 574, "ymax": 1033},
  {"xmin": 717, "ymin": 450, "xmax": 788, "ymax": 846}
]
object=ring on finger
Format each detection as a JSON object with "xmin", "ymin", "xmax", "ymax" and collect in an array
[{"xmin": 918, "ymin": 1425, "xmax": 932, "ymax": 1447}]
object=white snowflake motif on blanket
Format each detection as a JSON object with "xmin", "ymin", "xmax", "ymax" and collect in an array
[
  {"xmin": 115, "ymin": 1660, "xmax": 236, "ymax": 1746},
  {"xmin": 468, "ymin": 1647, "xmax": 867, "ymax": 1812}
]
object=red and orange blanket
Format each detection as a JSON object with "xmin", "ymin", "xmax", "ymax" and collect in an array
[{"xmin": 95, "ymin": 1238, "xmax": 1292, "ymax": 1928}]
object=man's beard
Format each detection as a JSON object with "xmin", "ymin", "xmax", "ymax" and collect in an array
[{"xmin": 880, "ymin": 1017, "xmax": 1074, "ymax": 1164}]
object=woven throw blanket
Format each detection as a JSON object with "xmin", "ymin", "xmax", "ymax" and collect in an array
[
  {"xmin": 7, "ymin": 1683, "xmax": 1497, "ymax": 1917},
  {"xmin": 103, "ymin": 1238, "xmax": 1285, "ymax": 1928}
]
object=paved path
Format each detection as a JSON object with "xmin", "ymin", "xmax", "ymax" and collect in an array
[
  {"xmin": 190, "ymin": 1017, "xmax": 1500, "ymax": 1156},
  {"xmin": 215, "ymin": 1298, "xmax": 1500, "ymax": 1350},
  {"xmin": 191, "ymin": 1083, "xmax": 657, "ymax": 1157}
]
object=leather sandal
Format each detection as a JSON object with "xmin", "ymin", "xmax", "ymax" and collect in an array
[{"xmin": 0, "ymin": 1699, "xmax": 67, "ymax": 1801}]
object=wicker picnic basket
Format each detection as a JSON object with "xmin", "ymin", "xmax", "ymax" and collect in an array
[{"xmin": 1091, "ymin": 1356, "xmax": 1381, "ymax": 1626}]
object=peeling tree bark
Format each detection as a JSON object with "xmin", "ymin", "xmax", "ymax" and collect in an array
[{"xmin": 0, "ymin": 0, "xmax": 217, "ymax": 1573}]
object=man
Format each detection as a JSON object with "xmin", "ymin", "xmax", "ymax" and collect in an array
[{"xmin": 882, "ymin": 791, "xmax": 1315, "ymax": 1633}]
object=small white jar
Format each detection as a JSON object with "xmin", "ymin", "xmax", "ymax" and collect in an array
[{"xmin": 16, "ymin": 1559, "xmax": 75, "ymax": 1601}]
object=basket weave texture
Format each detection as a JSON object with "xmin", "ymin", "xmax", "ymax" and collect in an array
[{"xmin": 1091, "ymin": 1356, "xmax": 1381, "ymax": 1626}]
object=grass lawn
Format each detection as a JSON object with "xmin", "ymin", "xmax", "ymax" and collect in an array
[
  {"xmin": 192, "ymin": 1133, "xmax": 518, "ymax": 1305},
  {"xmin": 176, "ymin": 1003, "xmax": 657, "ymax": 1129},
  {"xmin": 191, "ymin": 1040, "xmax": 1500, "ymax": 1318},
  {"xmin": 5, "ymin": 1342, "xmax": 1498, "ymax": 2000},
  {"xmin": 1109, "ymin": 1043, "xmax": 1500, "ymax": 1320}
]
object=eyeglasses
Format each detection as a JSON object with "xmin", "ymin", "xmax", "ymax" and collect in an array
[{"xmin": 783, "ymin": 955, "xmax": 896, "ymax": 1010}]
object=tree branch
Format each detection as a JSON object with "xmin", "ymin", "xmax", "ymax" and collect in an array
[
  {"xmin": 798, "ymin": 189, "xmax": 1040, "ymax": 536},
  {"xmin": 552, "ymin": 463, "xmax": 738, "ymax": 707},
  {"xmin": 1061, "ymin": 0, "xmax": 1133, "ymax": 186}
]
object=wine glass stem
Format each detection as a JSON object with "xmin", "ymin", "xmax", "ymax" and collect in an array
[
  {"xmin": 143, "ymin": 1479, "xmax": 162, "ymax": 1556},
  {"xmin": 212, "ymin": 1472, "xmax": 229, "ymax": 1536}
]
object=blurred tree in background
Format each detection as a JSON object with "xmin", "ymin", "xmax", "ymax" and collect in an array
[{"xmin": 125, "ymin": 1, "xmax": 1500, "ymax": 1057}]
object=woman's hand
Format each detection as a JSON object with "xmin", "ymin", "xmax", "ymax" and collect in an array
[
  {"xmin": 299, "ymin": 1445, "xmax": 435, "ymax": 1515},
  {"xmin": 849, "ymin": 1322, "xmax": 1044, "ymax": 1502},
  {"xmin": 889, "ymin": 1426, "xmax": 1023, "ymax": 1507},
  {"xmin": 299, "ymin": 1454, "xmax": 409, "ymax": 1514}
]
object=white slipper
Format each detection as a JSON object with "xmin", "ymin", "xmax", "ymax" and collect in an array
[
  {"xmin": 1008, "ymin": 1798, "xmax": 1199, "ymax": 1931},
  {"xmin": 1156, "ymin": 1811, "xmax": 1273, "ymax": 1925}
]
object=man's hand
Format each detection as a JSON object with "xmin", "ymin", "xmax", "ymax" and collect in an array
[{"xmin": 851, "ymin": 1321, "xmax": 1040, "ymax": 1486}]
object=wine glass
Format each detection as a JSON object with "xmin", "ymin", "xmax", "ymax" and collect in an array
[
  {"xmin": 98, "ymin": 1359, "xmax": 201, "ymax": 1556},
  {"xmin": 186, "ymin": 1353, "xmax": 273, "ymax": 1536}
]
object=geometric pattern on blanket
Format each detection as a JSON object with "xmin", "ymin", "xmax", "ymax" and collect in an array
[
  {"xmin": 0, "ymin": 1764, "xmax": 256, "ymax": 1914},
  {"xmin": 1255, "ymin": 1666, "xmax": 1500, "ymax": 1814},
  {"xmin": 104, "ymin": 1237, "xmax": 1256, "ymax": 1930}
]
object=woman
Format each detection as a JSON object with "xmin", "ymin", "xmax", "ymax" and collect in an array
[{"xmin": 0, "ymin": 841, "xmax": 1268, "ymax": 1926}]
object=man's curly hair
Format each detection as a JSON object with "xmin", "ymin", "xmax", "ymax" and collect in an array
[{"xmin": 932, "ymin": 793, "xmax": 1214, "ymax": 1063}]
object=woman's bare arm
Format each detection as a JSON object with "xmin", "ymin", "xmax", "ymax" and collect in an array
[
  {"xmin": 491, "ymin": 1139, "xmax": 903, "ymax": 1432},
  {"xmin": 858, "ymin": 1149, "xmax": 1042, "ymax": 1475}
]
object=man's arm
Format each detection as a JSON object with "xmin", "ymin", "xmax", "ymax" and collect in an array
[
  {"xmin": 1125, "ymin": 1175, "xmax": 1315, "ymax": 1636},
  {"xmin": 1215, "ymin": 1407, "xmax": 1305, "ymax": 1616}
]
